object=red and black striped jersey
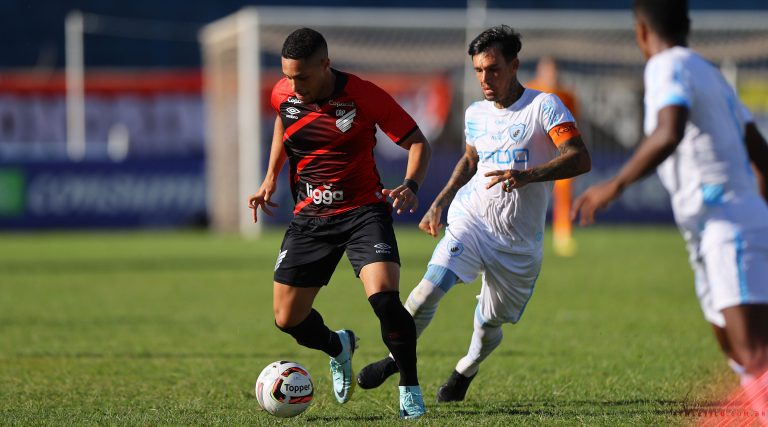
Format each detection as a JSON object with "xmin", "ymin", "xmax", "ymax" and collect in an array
[{"xmin": 271, "ymin": 69, "xmax": 418, "ymax": 217}]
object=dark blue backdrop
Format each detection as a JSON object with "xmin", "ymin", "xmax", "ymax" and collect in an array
[{"xmin": 5, "ymin": 0, "xmax": 767, "ymax": 69}]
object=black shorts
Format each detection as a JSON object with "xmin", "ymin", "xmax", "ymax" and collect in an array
[{"xmin": 273, "ymin": 203, "xmax": 401, "ymax": 287}]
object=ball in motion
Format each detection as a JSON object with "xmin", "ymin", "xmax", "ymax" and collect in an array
[{"xmin": 255, "ymin": 361, "xmax": 314, "ymax": 417}]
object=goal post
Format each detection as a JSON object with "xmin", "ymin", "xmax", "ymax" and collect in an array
[{"xmin": 200, "ymin": 9, "xmax": 262, "ymax": 236}]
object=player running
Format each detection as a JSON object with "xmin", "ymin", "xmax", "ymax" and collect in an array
[
  {"xmin": 247, "ymin": 28, "xmax": 430, "ymax": 419},
  {"xmin": 356, "ymin": 25, "xmax": 591, "ymax": 401},
  {"xmin": 573, "ymin": 0, "xmax": 768, "ymax": 419}
]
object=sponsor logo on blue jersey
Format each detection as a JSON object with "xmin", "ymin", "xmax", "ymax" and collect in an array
[
  {"xmin": 478, "ymin": 150, "xmax": 511, "ymax": 165},
  {"xmin": 477, "ymin": 148, "xmax": 529, "ymax": 165}
]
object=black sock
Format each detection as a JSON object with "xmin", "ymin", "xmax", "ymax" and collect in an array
[
  {"xmin": 277, "ymin": 309, "xmax": 342, "ymax": 357},
  {"xmin": 368, "ymin": 291, "xmax": 419, "ymax": 386}
]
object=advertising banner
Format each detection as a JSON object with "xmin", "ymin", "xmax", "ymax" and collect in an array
[{"xmin": 0, "ymin": 159, "xmax": 205, "ymax": 229}]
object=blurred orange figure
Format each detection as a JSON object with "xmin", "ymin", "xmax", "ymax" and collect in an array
[{"xmin": 526, "ymin": 56, "xmax": 579, "ymax": 257}]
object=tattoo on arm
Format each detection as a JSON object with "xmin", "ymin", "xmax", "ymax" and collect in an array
[
  {"xmin": 433, "ymin": 151, "xmax": 478, "ymax": 209},
  {"xmin": 526, "ymin": 136, "xmax": 591, "ymax": 182}
]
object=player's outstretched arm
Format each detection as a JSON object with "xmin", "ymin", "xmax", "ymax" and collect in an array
[
  {"xmin": 571, "ymin": 105, "xmax": 687, "ymax": 226},
  {"xmin": 248, "ymin": 117, "xmax": 287, "ymax": 223},
  {"xmin": 485, "ymin": 133, "xmax": 591, "ymax": 191},
  {"xmin": 745, "ymin": 122, "xmax": 768, "ymax": 201},
  {"xmin": 419, "ymin": 144, "xmax": 479, "ymax": 237},
  {"xmin": 383, "ymin": 129, "xmax": 431, "ymax": 215}
]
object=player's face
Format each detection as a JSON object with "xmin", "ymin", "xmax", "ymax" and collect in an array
[
  {"xmin": 281, "ymin": 55, "xmax": 331, "ymax": 104},
  {"xmin": 472, "ymin": 45, "xmax": 519, "ymax": 104}
]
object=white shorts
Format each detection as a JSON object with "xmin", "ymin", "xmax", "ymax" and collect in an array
[
  {"xmin": 428, "ymin": 222, "xmax": 542, "ymax": 325},
  {"xmin": 690, "ymin": 224, "xmax": 768, "ymax": 328}
]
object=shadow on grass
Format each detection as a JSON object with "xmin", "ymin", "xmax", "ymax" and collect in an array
[
  {"xmin": 426, "ymin": 398, "xmax": 705, "ymax": 417},
  {"xmin": 292, "ymin": 398, "xmax": 715, "ymax": 423},
  {"xmin": 304, "ymin": 413, "xmax": 389, "ymax": 422}
]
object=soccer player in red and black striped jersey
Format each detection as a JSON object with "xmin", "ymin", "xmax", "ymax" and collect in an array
[{"xmin": 247, "ymin": 28, "xmax": 430, "ymax": 419}]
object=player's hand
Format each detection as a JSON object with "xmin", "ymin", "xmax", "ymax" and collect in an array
[
  {"xmin": 571, "ymin": 180, "xmax": 622, "ymax": 226},
  {"xmin": 382, "ymin": 185, "xmax": 418, "ymax": 215},
  {"xmin": 247, "ymin": 182, "xmax": 279, "ymax": 223},
  {"xmin": 484, "ymin": 169, "xmax": 531, "ymax": 192},
  {"xmin": 419, "ymin": 206, "xmax": 444, "ymax": 237}
]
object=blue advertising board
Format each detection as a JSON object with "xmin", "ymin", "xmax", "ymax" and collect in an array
[{"xmin": 0, "ymin": 158, "xmax": 206, "ymax": 229}]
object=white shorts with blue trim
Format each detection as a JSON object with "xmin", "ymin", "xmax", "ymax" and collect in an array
[
  {"xmin": 690, "ymin": 224, "xmax": 768, "ymax": 328},
  {"xmin": 427, "ymin": 221, "xmax": 542, "ymax": 325}
]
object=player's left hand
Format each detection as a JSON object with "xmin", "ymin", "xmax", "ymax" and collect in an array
[
  {"xmin": 382, "ymin": 185, "xmax": 418, "ymax": 215},
  {"xmin": 485, "ymin": 169, "xmax": 531, "ymax": 192},
  {"xmin": 571, "ymin": 180, "xmax": 622, "ymax": 226}
]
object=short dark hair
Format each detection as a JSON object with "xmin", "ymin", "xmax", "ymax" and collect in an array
[
  {"xmin": 282, "ymin": 28, "xmax": 328, "ymax": 60},
  {"xmin": 633, "ymin": 0, "xmax": 690, "ymax": 40},
  {"xmin": 467, "ymin": 25, "xmax": 522, "ymax": 62}
]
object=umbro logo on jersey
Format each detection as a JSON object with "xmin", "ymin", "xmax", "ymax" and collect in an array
[
  {"xmin": 274, "ymin": 250, "xmax": 287, "ymax": 271},
  {"xmin": 336, "ymin": 108, "xmax": 356, "ymax": 132},
  {"xmin": 374, "ymin": 243, "xmax": 391, "ymax": 254},
  {"xmin": 283, "ymin": 105, "xmax": 300, "ymax": 119}
]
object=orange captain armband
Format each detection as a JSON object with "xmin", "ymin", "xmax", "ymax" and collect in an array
[{"xmin": 548, "ymin": 122, "xmax": 581, "ymax": 146}]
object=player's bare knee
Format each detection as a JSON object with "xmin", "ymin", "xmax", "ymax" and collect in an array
[
  {"xmin": 273, "ymin": 308, "xmax": 298, "ymax": 329},
  {"xmin": 274, "ymin": 315, "xmax": 290, "ymax": 330}
]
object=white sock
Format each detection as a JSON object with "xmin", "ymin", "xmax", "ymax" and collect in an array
[
  {"xmin": 403, "ymin": 279, "xmax": 446, "ymax": 338},
  {"xmin": 728, "ymin": 358, "xmax": 746, "ymax": 376},
  {"xmin": 386, "ymin": 280, "xmax": 446, "ymax": 361},
  {"xmin": 455, "ymin": 315, "xmax": 503, "ymax": 378}
]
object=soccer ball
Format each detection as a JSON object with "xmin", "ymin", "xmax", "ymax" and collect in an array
[{"xmin": 255, "ymin": 361, "xmax": 314, "ymax": 418}]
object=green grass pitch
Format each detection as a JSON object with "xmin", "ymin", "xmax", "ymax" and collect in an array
[{"xmin": 0, "ymin": 226, "xmax": 736, "ymax": 425}]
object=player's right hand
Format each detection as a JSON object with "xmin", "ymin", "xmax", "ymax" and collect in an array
[
  {"xmin": 247, "ymin": 182, "xmax": 279, "ymax": 223},
  {"xmin": 419, "ymin": 206, "xmax": 444, "ymax": 237}
]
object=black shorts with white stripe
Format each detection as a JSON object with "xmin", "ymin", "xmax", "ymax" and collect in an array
[{"xmin": 273, "ymin": 203, "xmax": 400, "ymax": 288}]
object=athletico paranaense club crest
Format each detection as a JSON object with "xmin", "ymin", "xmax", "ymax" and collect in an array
[{"xmin": 335, "ymin": 108, "xmax": 356, "ymax": 132}]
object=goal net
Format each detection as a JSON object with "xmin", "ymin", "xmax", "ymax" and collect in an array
[{"xmin": 200, "ymin": 7, "xmax": 768, "ymax": 234}]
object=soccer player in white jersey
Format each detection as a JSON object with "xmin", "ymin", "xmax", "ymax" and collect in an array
[
  {"xmin": 573, "ymin": 0, "xmax": 768, "ymax": 418},
  {"xmin": 356, "ymin": 25, "xmax": 591, "ymax": 401}
]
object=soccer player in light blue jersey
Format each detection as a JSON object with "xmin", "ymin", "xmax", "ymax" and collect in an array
[
  {"xmin": 357, "ymin": 25, "xmax": 591, "ymax": 401},
  {"xmin": 573, "ymin": 0, "xmax": 768, "ymax": 418}
]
